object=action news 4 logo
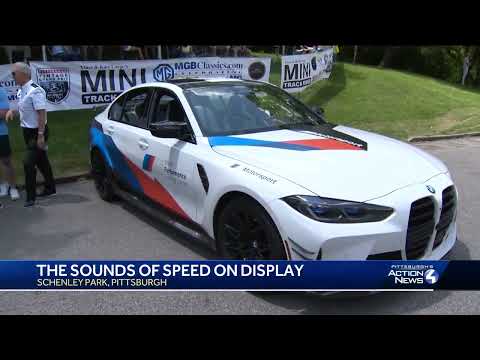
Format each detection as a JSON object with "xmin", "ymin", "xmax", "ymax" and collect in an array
[
  {"xmin": 36, "ymin": 67, "xmax": 70, "ymax": 104},
  {"xmin": 388, "ymin": 264, "xmax": 440, "ymax": 285},
  {"xmin": 425, "ymin": 269, "xmax": 439, "ymax": 284}
]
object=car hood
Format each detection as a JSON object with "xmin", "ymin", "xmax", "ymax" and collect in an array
[{"xmin": 208, "ymin": 125, "xmax": 448, "ymax": 202}]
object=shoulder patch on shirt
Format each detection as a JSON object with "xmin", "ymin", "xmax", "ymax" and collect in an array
[{"xmin": 31, "ymin": 83, "xmax": 39, "ymax": 88}]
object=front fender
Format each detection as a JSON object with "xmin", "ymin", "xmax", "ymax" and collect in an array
[{"xmin": 200, "ymin": 162, "xmax": 316, "ymax": 239}]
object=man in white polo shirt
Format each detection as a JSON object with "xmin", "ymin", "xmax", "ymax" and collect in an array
[{"xmin": 6, "ymin": 62, "xmax": 56, "ymax": 207}]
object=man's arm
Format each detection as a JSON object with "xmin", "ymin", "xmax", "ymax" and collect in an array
[
  {"xmin": 5, "ymin": 109, "xmax": 18, "ymax": 122},
  {"xmin": 0, "ymin": 89, "xmax": 11, "ymax": 120},
  {"xmin": 31, "ymin": 88, "xmax": 48, "ymax": 149},
  {"xmin": 37, "ymin": 109, "xmax": 47, "ymax": 149}
]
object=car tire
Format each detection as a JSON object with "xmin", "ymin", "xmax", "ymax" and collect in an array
[
  {"xmin": 216, "ymin": 195, "xmax": 287, "ymax": 260},
  {"xmin": 91, "ymin": 150, "xmax": 116, "ymax": 202}
]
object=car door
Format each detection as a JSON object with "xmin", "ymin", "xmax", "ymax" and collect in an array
[
  {"xmin": 142, "ymin": 89, "xmax": 200, "ymax": 223},
  {"xmin": 107, "ymin": 87, "xmax": 154, "ymax": 193}
]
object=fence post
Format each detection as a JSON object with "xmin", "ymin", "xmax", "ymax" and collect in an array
[
  {"xmin": 42, "ymin": 45, "xmax": 47, "ymax": 61},
  {"xmin": 158, "ymin": 45, "xmax": 162, "ymax": 59}
]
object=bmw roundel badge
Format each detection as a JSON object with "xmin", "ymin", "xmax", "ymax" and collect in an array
[{"xmin": 426, "ymin": 185, "xmax": 436, "ymax": 194}]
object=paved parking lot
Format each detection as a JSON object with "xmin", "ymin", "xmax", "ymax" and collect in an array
[{"xmin": 1, "ymin": 137, "xmax": 480, "ymax": 314}]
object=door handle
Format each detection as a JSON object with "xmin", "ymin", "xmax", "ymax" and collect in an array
[
  {"xmin": 105, "ymin": 125, "xmax": 115, "ymax": 135},
  {"xmin": 138, "ymin": 139, "xmax": 149, "ymax": 150}
]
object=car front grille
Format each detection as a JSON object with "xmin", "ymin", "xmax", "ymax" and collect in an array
[
  {"xmin": 367, "ymin": 251, "xmax": 402, "ymax": 260},
  {"xmin": 406, "ymin": 197, "xmax": 436, "ymax": 259},
  {"xmin": 433, "ymin": 186, "xmax": 457, "ymax": 249}
]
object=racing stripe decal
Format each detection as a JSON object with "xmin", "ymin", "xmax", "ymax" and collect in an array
[
  {"xmin": 142, "ymin": 154, "xmax": 156, "ymax": 172},
  {"xmin": 209, "ymin": 136, "xmax": 365, "ymax": 151},
  {"xmin": 90, "ymin": 127, "xmax": 142, "ymax": 192},
  {"xmin": 91, "ymin": 129, "xmax": 191, "ymax": 220},
  {"xmin": 209, "ymin": 136, "xmax": 312, "ymax": 151},
  {"xmin": 124, "ymin": 156, "xmax": 191, "ymax": 221},
  {"xmin": 284, "ymin": 138, "xmax": 361, "ymax": 150},
  {"xmin": 294, "ymin": 125, "xmax": 368, "ymax": 150}
]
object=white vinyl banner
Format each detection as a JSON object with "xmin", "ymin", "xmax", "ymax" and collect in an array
[
  {"xmin": 22, "ymin": 57, "xmax": 271, "ymax": 112},
  {"xmin": 0, "ymin": 64, "xmax": 21, "ymax": 109},
  {"xmin": 280, "ymin": 47, "xmax": 334, "ymax": 93}
]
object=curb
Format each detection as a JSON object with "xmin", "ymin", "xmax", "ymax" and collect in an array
[
  {"xmin": 16, "ymin": 172, "xmax": 92, "ymax": 191},
  {"xmin": 408, "ymin": 132, "xmax": 480, "ymax": 143}
]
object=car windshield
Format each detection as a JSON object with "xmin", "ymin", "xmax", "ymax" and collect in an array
[{"xmin": 183, "ymin": 82, "xmax": 326, "ymax": 136}]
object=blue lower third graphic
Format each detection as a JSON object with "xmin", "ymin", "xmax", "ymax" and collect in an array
[{"xmin": 0, "ymin": 260, "xmax": 477, "ymax": 291}]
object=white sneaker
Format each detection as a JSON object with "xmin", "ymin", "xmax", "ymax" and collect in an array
[
  {"xmin": 9, "ymin": 187, "xmax": 20, "ymax": 201},
  {"xmin": 0, "ymin": 183, "xmax": 8, "ymax": 197}
]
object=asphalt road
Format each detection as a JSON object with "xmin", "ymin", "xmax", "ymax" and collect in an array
[{"xmin": 1, "ymin": 137, "xmax": 480, "ymax": 314}]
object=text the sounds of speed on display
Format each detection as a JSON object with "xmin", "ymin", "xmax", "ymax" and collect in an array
[{"xmin": 35, "ymin": 263, "xmax": 305, "ymax": 278}]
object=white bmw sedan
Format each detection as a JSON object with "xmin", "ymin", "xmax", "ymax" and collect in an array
[{"xmin": 89, "ymin": 78, "xmax": 457, "ymax": 261}]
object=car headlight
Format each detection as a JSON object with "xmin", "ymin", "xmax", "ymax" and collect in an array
[{"xmin": 282, "ymin": 195, "xmax": 394, "ymax": 223}]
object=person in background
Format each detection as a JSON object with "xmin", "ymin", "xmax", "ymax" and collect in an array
[
  {"xmin": 0, "ymin": 86, "xmax": 20, "ymax": 201},
  {"xmin": 462, "ymin": 55, "xmax": 471, "ymax": 86},
  {"xmin": 333, "ymin": 45, "xmax": 340, "ymax": 62},
  {"xmin": 121, "ymin": 46, "xmax": 144, "ymax": 60},
  {"xmin": 180, "ymin": 45, "xmax": 193, "ymax": 58},
  {"xmin": 6, "ymin": 62, "xmax": 56, "ymax": 207},
  {"xmin": 61, "ymin": 46, "xmax": 80, "ymax": 61},
  {"xmin": 49, "ymin": 46, "xmax": 66, "ymax": 61},
  {"xmin": 69, "ymin": 46, "xmax": 82, "ymax": 60}
]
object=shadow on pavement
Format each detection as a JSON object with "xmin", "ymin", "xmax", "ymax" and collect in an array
[
  {"xmin": 447, "ymin": 237, "xmax": 471, "ymax": 260},
  {"xmin": 0, "ymin": 204, "xmax": 87, "ymax": 258},
  {"xmin": 251, "ymin": 239, "xmax": 471, "ymax": 315},
  {"xmin": 35, "ymin": 193, "xmax": 90, "ymax": 207},
  {"xmin": 119, "ymin": 200, "xmax": 217, "ymax": 260}
]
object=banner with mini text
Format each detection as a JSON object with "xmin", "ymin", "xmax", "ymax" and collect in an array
[
  {"xmin": 0, "ymin": 57, "xmax": 271, "ymax": 112},
  {"xmin": 280, "ymin": 47, "xmax": 334, "ymax": 93}
]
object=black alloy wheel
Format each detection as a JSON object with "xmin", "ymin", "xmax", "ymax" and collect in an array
[
  {"xmin": 216, "ymin": 196, "xmax": 287, "ymax": 260},
  {"xmin": 91, "ymin": 150, "xmax": 115, "ymax": 202}
]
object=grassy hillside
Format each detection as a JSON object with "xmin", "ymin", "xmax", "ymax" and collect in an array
[
  {"xmin": 259, "ymin": 52, "xmax": 480, "ymax": 139},
  {"xmin": 7, "ymin": 109, "xmax": 93, "ymax": 185},
  {"xmin": 6, "ymin": 56, "xmax": 480, "ymax": 182}
]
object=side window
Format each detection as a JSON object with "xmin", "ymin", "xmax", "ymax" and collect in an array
[
  {"xmin": 108, "ymin": 95, "xmax": 125, "ymax": 121},
  {"xmin": 120, "ymin": 88, "xmax": 151, "ymax": 128},
  {"xmin": 151, "ymin": 93, "xmax": 188, "ymax": 125}
]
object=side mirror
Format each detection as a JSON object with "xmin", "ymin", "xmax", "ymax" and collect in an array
[
  {"xmin": 311, "ymin": 106, "xmax": 325, "ymax": 116},
  {"xmin": 150, "ymin": 121, "xmax": 189, "ymax": 139}
]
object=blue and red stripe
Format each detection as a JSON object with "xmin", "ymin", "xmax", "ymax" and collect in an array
[{"xmin": 208, "ymin": 136, "xmax": 363, "ymax": 151}]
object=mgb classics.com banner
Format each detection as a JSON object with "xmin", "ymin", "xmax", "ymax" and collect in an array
[
  {"xmin": 1, "ymin": 260, "xmax": 480, "ymax": 291},
  {"xmin": 22, "ymin": 57, "xmax": 271, "ymax": 112}
]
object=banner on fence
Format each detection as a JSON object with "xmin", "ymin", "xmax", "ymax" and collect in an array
[
  {"xmin": 280, "ymin": 47, "xmax": 334, "ymax": 93},
  {"xmin": 0, "ymin": 64, "xmax": 20, "ymax": 109},
  {"xmin": 0, "ymin": 57, "xmax": 271, "ymax": 112}
]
